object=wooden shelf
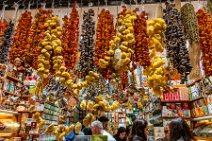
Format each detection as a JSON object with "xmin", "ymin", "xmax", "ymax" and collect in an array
[
  {"xmin": 161, "ymin": 100, "xmax": 190, "ymax": 103},
  {"xmin": 194, "ymin": 136, "xmax": 212, "ymax": 140},
  {"xmin": 190, "ymin": 97, "xmax": 203, "ymax": 102},
  {"xmin": 3, "ymin": 91, "xmax": 20, "ymax": 97},
  {"xmin": 162, "ymin": 116, "xmax": 191, "ymax": 119},
  {"xmin": 0, "ymin": 109, "xmax": 18, "ymax": 115},
  {"xmin": 5, "ymin": 75, "xmax": 23, "ymax": 84},
  {"xmin": 192, "ymin": 115, "xmax": 212, "ymax": 121}
]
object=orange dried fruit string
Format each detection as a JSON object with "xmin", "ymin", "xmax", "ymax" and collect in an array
[
  {"xmin": 9, "ymin": 11, "xmax": 32, "ymax": 62},
  {"xmin": 196, "ymin": 9, "xmax": 212, "ymax": 76}
]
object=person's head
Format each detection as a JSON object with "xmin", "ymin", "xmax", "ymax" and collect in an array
[
  {"xmin": 91, "ymin": 121, "xmax": 103, "ymax": 135},
  {"xmin": 83, "ymin": 127, "xmax": 92, "ymax": 135},
  {"xmin": 169, "ymin": 118, "xmax": 193, "ymax": 141},
  {"xmin": 138, "ymin": 111, "xmax": 143, "ymax": 120},
  {"xmin": 116, "ymin": 127, "xmax": 126, "ymax": 139},
  {"xmin": 98, "ymin": 116, "xmax": 109, "ymax": 130},
  {"xmin": 128, "ymin": 119, "xmax": 148, "ymax": 141}
]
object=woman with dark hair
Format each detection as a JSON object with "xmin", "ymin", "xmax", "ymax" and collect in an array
[
  {"xmin": 114, "ymin": 127, "xmax": 126, "ymax": 141},
  {"xmin": 169, "ymin": 118, "xmax": 194, "ymax": 141},
  {"xmin": 128, "ymin": 120, "xmax": 148, "ymax": 141}
]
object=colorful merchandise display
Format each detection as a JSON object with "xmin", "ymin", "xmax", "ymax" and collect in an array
[{"xmin": 0, "ymin": 0, "xmax": 211, "ymax": 140}]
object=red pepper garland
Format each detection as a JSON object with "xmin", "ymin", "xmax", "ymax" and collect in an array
[
  {"xmin": 62, "ymin": 2, "xmax": 79, "ymax": 70},
  {"xmin": 196, "ymin": 9, "xmax": 212, "ymax": 76},
  {"xmin": 9, "ymin": 11, "xmax": 32, "ymax": 62},
  {"xmin": 133, "ymin": 11, "xmax": 150, "ymax": 67},
  {"xmin": 95, "ymin": 9, "xmax": 115, "ymax": 79},
  {"xmin": 0, "ymin": 20, "xmax": 7, "ymax": 46}
]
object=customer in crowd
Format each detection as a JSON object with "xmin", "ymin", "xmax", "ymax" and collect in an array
[
  {"xmin": 128, "ymin": 119, "xmax": 148, "ymax": 141},
  {"xmin": 91, "ymin": 120, "xmax": 116, "ymax": 141},
  {"xmin": 114, "ymin": 127, "xmax": 126, "ymax": 141},
  {"xmin": 82, "ymin": 127, "xmax": 92, "ymax": 135},
  {"xmin": 99, "ymin": 116, "xmax": 109, "ymax": 130},
  {"xmin": 169, "ymin": 118, "xmax": 194, "ymax": 141}
]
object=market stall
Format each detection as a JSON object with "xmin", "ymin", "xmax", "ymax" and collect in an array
[{"xmin": 0, "ymin": 0, "xmax": 211, "ymax": 140}]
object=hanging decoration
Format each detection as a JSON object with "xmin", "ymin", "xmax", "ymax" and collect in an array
[
  {"xmin": 207, "ymin": 0, "xmax": 212, "ymax": 15},
  {"xmin": 78, "ymin": 9, "xmax": 96, "ymax": 78},
  {"xmin": 62, "ymin": 2, "xmax": 79, "ymax": 70},
  {"xmin": 0, "ymin": 20, "xmax": 7, "ymax": 46},
  {"xmin": 133, "ymin": 11, "xmax": 150, "ymax": 67},
  {"xmin": 181, "ymin": 3, "xmax": 200, "ymax": 80},
  {"xmin": 196, "ymin": 8, "xmax": 212, "ymax": 76},
  {"xmin": 9, "ymin": 11, "xmax": 32, "ymax": 63},
  {"xmin": 164, "ymin": 2, "xmax": 192, "ymax": 83},
  {"xmin": 28, "ymin": 9, "xmax": 52, "ymax": 68},
  {"xmin": 95, "ymin": 9, "xmax": 115, "ymax": 79},
  {"xmin": 143, "ymin": 18, "xmax": 167, "ymax": 95},
  {"xmin": 0, "ymin": 22, "xmax": 14, "ymax": 64}
]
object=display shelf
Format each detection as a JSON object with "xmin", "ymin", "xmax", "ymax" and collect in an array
[
  {"xmin": 162, "ymin": 116, "xmax": 191, "ymax": 119},
  {"xmin": 3, "ymin": 90, "xmax": 20, "ymax": 96},
  {"xmin": 194, "ymin": 136, "xmax": 212, "ymax": 140},
  {"xmin": 193, "ymin": 115, "xmax": 212, "ymax": 121},
  {"xmin": 5, "ymin": 74, "xmax": 23, "ymax": 84},
  {"xmin": 0, "ymin": 109, "xmax": 18, "ymax": 115},
  {"xmin": 161, "ymin": 100, "xmax": 190, "ymax": 103},
  {"xmin": 191, "ymin": 97, "xmax": 203, "ymax": 102}
]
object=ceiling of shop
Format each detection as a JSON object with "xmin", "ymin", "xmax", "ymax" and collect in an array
[{"xmin": 0, "ymin": 0, "xmax": 192, "ymax": 10}]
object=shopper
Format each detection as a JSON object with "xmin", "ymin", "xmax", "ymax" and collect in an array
[
  {"xmin": 99, "ymin": 116, "xmax": 109, "ymax": 130},
  {"xmin": 114, "ymin": 127, "xmax": 126, "ymax": 141},
  {"xmin": 169, "ymin": 118, "xmax": 194, "ymax": 141},
  {"xmin": 82, "ymin": 127, "xmax": 92, "ymax": 135},
  {"xmin": 91, "ymin": 121, "xmax": 116, "ymax": 141},
  {"xmin": 128, "ymin": 119, "xmax": 148, "ymax": 141}
]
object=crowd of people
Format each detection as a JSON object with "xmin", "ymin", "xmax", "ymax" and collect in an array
[{"xmin": 64, "ymin": 116, "xmax": 194, "ymax": 141}]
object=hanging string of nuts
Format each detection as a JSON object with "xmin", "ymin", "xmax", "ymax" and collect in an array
[
  {"xmin": 0, "ymin": 22, "xmax": 14, "ymax": 64},
  {"xmin": 196, "ymin": 8, "xmax": 212, "ymax": 76},
  {"xmin": 9, "ymin": 11, "xmax": 32, "ymax": 63},
  {"xmin": 133, "ymin": 11, "xmax": 150, "ymax": 67},
  {"xmin": 164, "ymin": 2, "xmax": 192, "ymax": 83},
  {"xmin": 62, "ymin": 2, "xmax": 79, "ymax": 70},
  {"xmin": 78, "ymin": 9, "xmax": 95, "ymax": 78},
  {"xmin": 28, "ymin": 9, "xmax": 52, "ymax": 69},
  {"xmin": 95, "ymin": 9, "xmax": 115, "ymax": 80},
  {"xmin": 181, "ymin": 3, "xmax": 199, "ymax": 42}
]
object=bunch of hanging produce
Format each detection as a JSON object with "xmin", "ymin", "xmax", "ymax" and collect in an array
[
  {"xmin": 196, "ymin": 9, "xmax": 212, "ymax": 76},
  {"xmin": 143, "ymin": 18, "xmax": 167, "ymax": 95},
  {"xmin": 164, "ymin": 2, "xmax": 192, "ymax": 83},
  {"xmin": 207, "ymin": 0, "xmax": 212, "ymax": 15},
  {"xmin": 62, "ymin": 2, "xmax": 79, "ymax": 70},
  {"xmin": 181, "ymin": 3, "xmax": 199, "ymax": 42},
  {"xmin": 28, "ymin": 9, "xmax": 52, "ymax": 68},
  {"xmin": 38, "ymin": 15, "xmax": 99, "ymax": 89},
  {"xmin": 80, "ymin": 96, "xmax": 120, "ymax": 116},
  {"xmin": 98, "ymin": 7, "xmax": 136, "ymax": 73},
  {"xmin": 95, "ymin": 9, "xmax": 115, "ymax": 79},
  {"xmin": 45, "ymin": 122, "xmax": 81, "ymax": 141},
  {"xmin": 9, "ymin": 11, "xmax": 32, "ymax": 62},
  {"xmin": 133, "ymin": 11, "xmax": 150, "ymax": 67},
  {"xmin": 181, "ymin": 3, "xmax": 200, "ymax": 80},
  {"xmin": 0, "ymin": 22, "xmax": 14, "ymax": 64},
  {"xmin": 78, "ymin": 9, "xmax": 95, "ymax": 78},
  {"xmin": 0, "ymin": 20, "xmax": 7, "ymax": 45}
]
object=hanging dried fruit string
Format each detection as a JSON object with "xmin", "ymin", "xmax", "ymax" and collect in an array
[
  {"xmin": 62, "ymin": 1, "xmax": 79, "ymax": 70},
  {"xmin": 95, "ymin": 9, "xmax": 115, "ymax": 79},
  {"xmin": 164, "ymin": 2, "xmax": 192, "ymax": 84},
  {"xmin": 0, "ymin": 20, "xmax": 7, "ymax": 46},
  {"xmin": 207, "ymin": 0, "xmax": 212, "ymax": 15},
  {"xmin": 27, "ymin": 9, "xmax": 52, "ymax": 68},
  {"xmin": 78, "ymin": 9, "xmax": 96, "ymax": 78},
  {"xmin": 9, "ymin": 11, "xmax": 32, "ymax": 62},
  {"xmin": 181, "ymin": 3, "xmax": 200, "ymax": 80},
  {"xmin": 133, "ymin": 10, "xmax": 150, "ymax": 67},
  {"xmin": 196, "ymin": 9, "xmax": 212, "ymax": 76},
  {"xmin": 0, "ymin": 22, "xmax": 14, "ymax": 64}
]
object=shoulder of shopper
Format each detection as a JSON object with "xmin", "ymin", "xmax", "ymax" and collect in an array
[
  {"xmin": 132, "ymin": 135, "xmax": 146, "ymax": 141},
  {"xmin": 102, "ymin": 130, "xmax": 116, "ymax": 141}
]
